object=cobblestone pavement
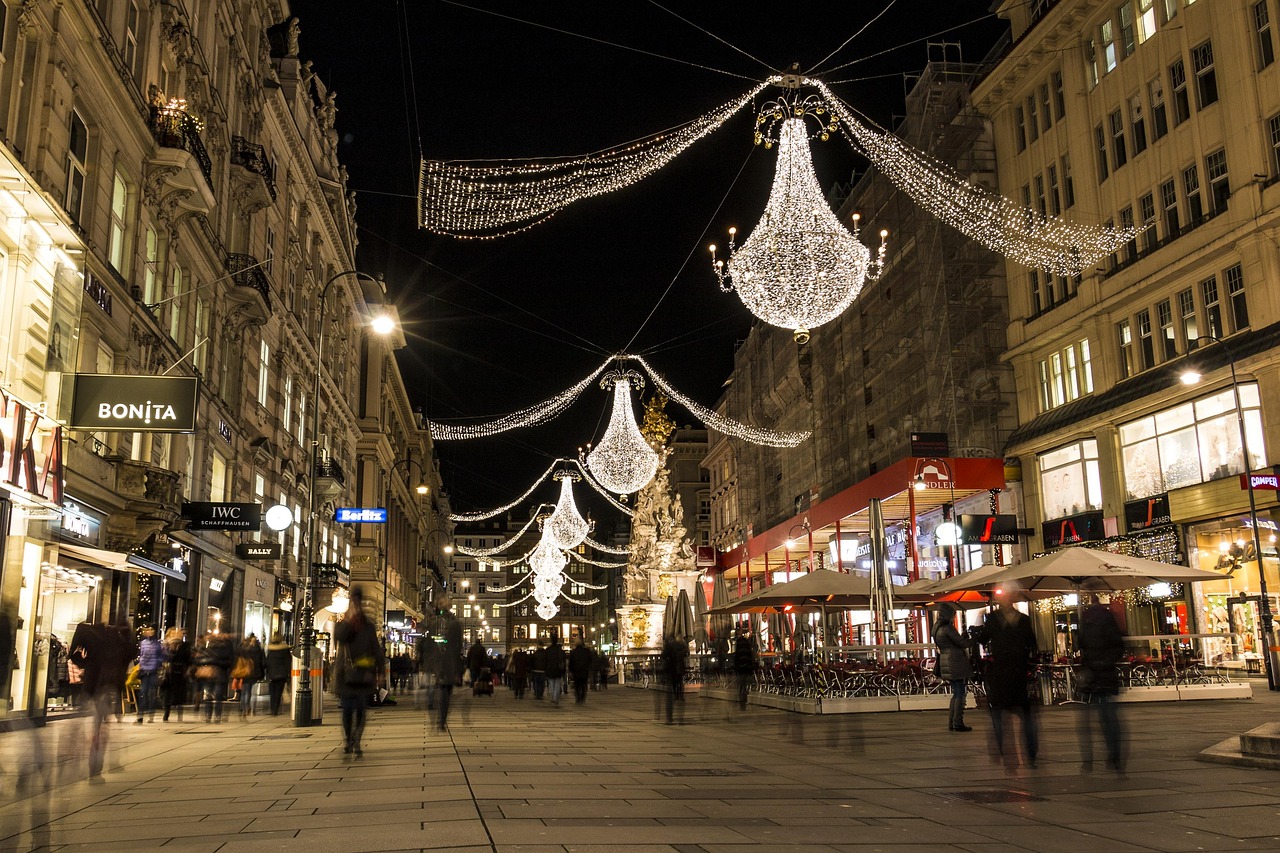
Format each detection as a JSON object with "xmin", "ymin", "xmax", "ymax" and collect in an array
[{"xmin": 2, "ymin": 682, "xmax": 1280, "ymax": 851}]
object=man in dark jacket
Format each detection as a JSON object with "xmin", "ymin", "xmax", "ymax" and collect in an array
[
  {"xmin": 433, "ymin": 595, "xmax": 463, "ymax": 731},
  {"xmin": 568, "ymin": 638, "xmax": 593, "ymax": 704},
  {"xmin": 544, "ymin": 636, "xmax": 566, "ymax": 706},
  {"xmin": 531, "ymin": 640, "xmax": 547, "ymax": 700},
  {"xmin": 1078, "ymin": 591, "xmax": 1127, "ymax": 773},
  {"xmin": 69, "ymin": 621, "xmax": 136, "ymax": 778},
  {"xmin": 333, "ymin": 587, "xmax": 385, "ymax": 757},
  {"xmin": 265, "ymin": 633, "xmax": 292, "ymax": 716},
  {"xmin": 661, "ymin": 634, "xmax": 689, "ymax": 723},
  {"xmin": 732, "ymin": 627, "xmax": 756, "ymax": 710},
  {"xmin": 974, "ymin": 586, "xmax": 1040, "ymax": 769},
  {"xmin": 932, "ymin": 603, "xmax": 973, "ymax": 732}
]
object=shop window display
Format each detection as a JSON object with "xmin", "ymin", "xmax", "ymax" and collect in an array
[
  {"xmin": 1187, "ymin": 517, "xmax": 1280, "ymax": 668},
  {"xmin": 1038, "ymin": 439, "xmax": 1103, "ymax": 520}
]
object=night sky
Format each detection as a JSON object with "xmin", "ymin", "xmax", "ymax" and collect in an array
[{"xmin": 290, "ymin": 1, "xmax": 1008, "ymax": 520}]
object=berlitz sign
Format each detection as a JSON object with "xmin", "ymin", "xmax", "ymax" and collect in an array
[
  {"xmin": 183, "ymin": 502, "xmax": 261, "ymax": 530},
  {"xmin": 335, "ymin": 507, "xmax": 387, "ymax": 523},
  {"xmin": 69, "ymin": 374, "xmax": 199, "ymax": 432}
]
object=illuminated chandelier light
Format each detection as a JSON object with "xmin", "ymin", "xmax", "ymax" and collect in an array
[
  {"xmin": 583, "ymin": 535, "xmax": 629, "ymax": 555},
  {"xmin": 631, "ymin": 354, "xmax": 810, "ymax": 447},
  {"xmin": 810, "ymin": 80, "xmax": 1142, "ymax": 277},
  {"xmin": 529, "ymin": 530, "xmax": 568, "ymax": 578},
  {"xmin": 572, "ymin": 458, "xmax": 635, "ymax": 516},
  {"xmin": 419, "ymin": 83, "xmax": 770, "ymax": 238},
  {"xmin": 535, "ymin": 601, "xmax": 559, "ymax": 620},
  {"xmin": 454, "ymin": 504, "xmax": 553, "ymax": 555},
  {"xmin": 584, "ymin": 370, "xmax": 659, "ymax": 497},
  {"xmin": 711, "ymin": 104, "xmax": 887, "ymax": 344},
  {"xmin": 431, "ymin": 359, "xmax": 612, "ymax": 441},
  {"xmin": 546, "ymin": 472, "xmax": 592, "ymax": 550}
]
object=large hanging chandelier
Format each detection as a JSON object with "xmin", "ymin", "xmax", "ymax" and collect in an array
[
  {"xmin": 584, "ymin": 369, "xmax": 659, "ymax": 497},
  {"xmin": 529, "ymin": 527, "xmax": 569, "ymax": 620},
  {"xmin": 712, "ymin": 96, "xmax": 886, "ymax": 344},
  {"xmin": 546, "ymin": 471, "xmax": 591, "ymax": 550}
]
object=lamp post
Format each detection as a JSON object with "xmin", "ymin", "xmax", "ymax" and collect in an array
[
  {"xmin": 784, "ymin": 519, "xmax": 815, "ymax": 574},
  {"xmin": 294, "ymin": 270, "xmax": 397, "ymax": 727},
  {"xmin": 382, "ymin": 454, "xmax": 430, "ymax": 661},
  {"xmin": 1180, "ymin": 334, "xmax": 1277, "ymax": 691}
]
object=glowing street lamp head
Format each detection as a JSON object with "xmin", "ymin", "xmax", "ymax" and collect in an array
[
  {"xmin": 370, "ymin": 312, "xmax": 397, "ymax": 336},
  {"xmin": 1180, "ymin": 369, "xmax": 1202, "ymax": 385}
]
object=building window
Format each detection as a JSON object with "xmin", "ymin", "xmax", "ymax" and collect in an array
[
  {"xmin": 1040, "ymin": 83, "xmax": 1053, "ymax": 132},
  {"xmin": 297, "ymin": 391, "xmax": 307, "ymax": 446},
  {"xmin": 1160, "ymin": 178, "xmax": 1178, "ymax": 237},
  {"xmin": 210, "ymin": 450, "xmax": 229, "ymax": 502},
  {"xmin": 1030, "ymin": 270, "xmax": 1042, "ymax": 315},
  {"xmin": 1184, "ymin": 164, "xmax": 1203, "ymax": 221},
  {"xmin": 1202, "ymin": 275, "xmax": 1223, "ymax": 339},
  {"xmin": 1120, "ymin": 384, "xmax": 1265, "ymax": 500},
  {"xmin": 108, "ymin": 171, "xmax": 130, "ymax": 274},
  {"xmin": 265, "ymin": 226, "xmax": 275, "ymax": 274},
  {"xmin": 1119, "ymin": 3, "xmax": 1137, "ymax": 58},
  {"xmin": 1052, "ymin": 70, "xmax": 1066, "ymax": 119},
  {"xmin": 143, "ymin": 227, "xmax": 159, "ymax": 304},
  {"xmin": 1149, "ymin": 78, "xmax": 1168, "ymax": 141},
  {"xmin": 1038, "ymin": 439, "xmax": 1102, "ymax": 521},
  {"xmin": 1192, "ymin": 41, "xmax": 1218, "ymax": 108},
  {"xmin": 1047, "ymin": 165, "xmax": 1062, "ymax": 216},
  {"xmin": 1120, "ymin": 206, "xmax": 1136, "ymax": 262},
  {"xmin": 1034, "ymin": 175, "xmax": 1047, "ymax": 219},
  {"xmin": 1049, "ymin": 352, "xmax": 1065, "ymax": 408},
  {"xmin": 1062, "ymin": 154, "xmax": 1075, "ymax": 207},
  {"xmin": 194, "ymin": 297, "xmax": 208, "ymax": 373},
  {"xmin": 1270, "ymin": 114, "xmax": 1280, "ymax": 178},
  {"xmin": 1170, "ymin": 59, "xmax": 1190, "ymax": 125},
  {"xmin": 168, "ymin": 266, "xmax": 184, "ymax": 343},
  {"xmin": 1258, "ymin": 1, "xmax": 1277, "ymax": 68},
  {"xmin": 1110, "ymin": 109, "xmax": 1127, "ymax": 169},
  {"xmin": 1137, "ymin": 0, "xmax": 1158, "ymax": 42},
  {"xmin": 1206, "ymin": 149, "xmax": 1229, "ymax": 213},
  {"xmin": 1014, "ymin": 106, "xmax": 1026, "ymax": 152},
  {"xmin": 1101, "ymin": 19, "xmax": 1118, "ymax": 72},
  {"xmin": 1118, "ymin": 319, "xmax": 1134, "ymax": 380},
  {"xmin": 1177, "ymin": 288, "xmax": 1198, "ymax": 350},
  {"xmin": 1129, "ymin": 94, "xmax": 1146, "ymax": 156},
  {"xmin": 282, "ymin": 374, "xmax": 292, "ymax": 432},
  {"xmin": 1086, "ymin": 38, "xmax": 1100, "ymax": 88},
  {"xmin": 1095, "ymin": 125, "xmax": 1109, "ymax": 182},
  {"xmin": 1026, "ymin": 96, "xmax": 1039, "ymax": 143},
  {"xmin": 257, "ymin": 338, "xmax": 270, "ymax": 406},
  {"xmin": 67, "ymin": 111, "xmax": 88, "ymax": 224},
  {"xmin": 1226, "ymin": 263, "xmax": 1248, "ymax": 331},
  {"xmin": 124, "ymin": 1, "xmax": 141, "ymax": 79},
  {"xmin": 1037, "ymin": 339, "xmax": 1094, "ymax": 412},
  {"xmin": 1137, "ymin": 308, "xmax": 1155, "ymax": 370},
  {"xmin": 1157, "ymin": 298, "xmax": 1176, "ymax": 359},
  {"xmin": 1139, "ymin": 192, "xmax": 1156, "ymax": 252}
]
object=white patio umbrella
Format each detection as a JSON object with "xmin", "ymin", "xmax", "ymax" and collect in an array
[{"xmin": 927, "ymin": 547, "xmax": 1223, "ymax": 595}]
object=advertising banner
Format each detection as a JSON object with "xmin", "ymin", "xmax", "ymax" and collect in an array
[
  {"xmin": 183, "ymin": 502, "xmax": 262, "ymax": 530},
  {"xmin": 69, "ymin": 374, "xmax": 199, "ymax": 432}
]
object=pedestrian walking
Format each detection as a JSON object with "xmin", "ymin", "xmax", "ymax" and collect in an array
[
  {"xmin": 433, "ymin": 594, "xmax": 463, "ymax": 731},
  {"xmin": 193, "ymin": 629, "xmax": 234, "ymax": 723},
  {"xmin": 592, "ymin": 647, "xmax": 609, "ymax": 690},
  {"xmin": 509, "ymin": 647, "xmax": 529, "ymax": 699},
  {"xmin": 733, "ymin": 626, "xmax": 756, "ymax": 710},
  {"xmin": 265, "ymin": 632, "xmax": 292, "ymax": 716},
  {"xmin": 932, "ymin": 602, "xmax": 973, "ymax": 732},
  {"xmin": 531, "ymin": 640, "xmax": 547, "ymax": 700},
  {"xmin": 568, "ymin": 637, "xmax": 593, "ymax": 704},
  {"xmin": 67, "ymin": 621, "xmax": 135, "ymax": 778},
  {"xmin": 160, "ymin": 628, "xmax": 190, "ymax": 722},
  {"xmin": 1077, "ymin": 586, "xmax": 1127, "ymax": 773},
  {"xmin": 135, "ymin": 626, "xmax": 162, "ymax": 724},
  {"xmin": 333, "ymin": 587, "xmax": 385, "ymax": 757},
  {"xmin": 545, "ymin": 635, "xmax": 566, "ymax": 706},
  {"xmin": 661, "ymin": 634, "xmax": 689, "ymax": 723},
  {"xmin": 467, "ymin": 639, "xmax": 488, "ymax": 688},
  {"xmin": 233, "ymin": 634, "xmax": 265, "ymax": 718},
  {"xmin": 974, "ymin": 584, "xmax": 1040, "ymax": 769}
]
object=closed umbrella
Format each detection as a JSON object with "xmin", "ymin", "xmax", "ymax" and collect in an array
[
  {"xmin": 662, "ymin": 594, "xmax": 676, "ymax": 639},
  {"xmin": 711, "ymin": 572, "xmax": 734, "ymax": 640},
  {"xmin": 693, "ymin": 584, "xmax": 710, "ymax": 648},
  {"xmin": 674, "ymin": 588, "xmax": 696, "ymax": 641}
]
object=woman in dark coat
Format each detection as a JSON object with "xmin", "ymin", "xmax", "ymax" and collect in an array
[
  {"xmin": 568, "ymin": 638, "xmax": 593, "ymax": 704},
  {"xmin": 509, "ymin": 647, "xmax": 529, "ymax": 699},
  {"xmin": 974, "ymin": 588, "xmax": 1040, "ymax": 767},
  {"xmin": 265, "ymin": 633, "xmax": 292, "ymax": 716},
  {"xmin": 333, "ymin": 587, "xmax": 385, "ymax": 756},
  {"xmin": 932, "ymin": 602, "xmax": 973, "ymax": 732},
  {"xmin": 161, "ymin": 628, "xmax": 191, "ymax": 722},
  {"xmin": 235, "ymin": 634, "xmax": 266, "ymax": 718},
  {"xmin": 1078, "ymin": 596, "xmax": 1127, "ymax": 771}
]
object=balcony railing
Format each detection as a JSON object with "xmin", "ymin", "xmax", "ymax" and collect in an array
[
  {"xmin": 225, "ymin": 253, "xmax": 273, "ymax": 312},
  {"xmin": 230, "ymin": 136, "xmax": 277, "ymax": 201},
  {"xmin": 148, "ymin": 105, "xmax": 212, "ymax": 188},
  {"xmin": 314, "ymin": 457, "xmax": 346, "ymax": 498}
]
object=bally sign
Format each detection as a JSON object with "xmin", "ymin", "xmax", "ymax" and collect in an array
[
  {"xmin": 69, "ymin": 374, "xmax": 199, "ymax": 432},
  {"xmin": 236, "ymin": 543, "xmax": 282, "ymax": 560},
  {"xmin": 183, "ymin": 502, "xmax": 261, "ymax": 530}
]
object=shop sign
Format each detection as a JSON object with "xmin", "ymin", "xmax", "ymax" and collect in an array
[
  {"xmin": 0, "ymin": 388, "xmax": 63, "ymax": 504},
  {"xmin": 1124, "ymin": 494, "xmax": 1172, "ymax": 531},
  {"xmin": 69, "ymin": 374, "xmax": 199, "ymax": 432},
  {"xmin": 335, "ymin": 507, "xmax": 386, "ymax": 523},
  {"xmin": 60, "ymin": 500, "xmax": 104, "ymax": 544},
  {"xmin": 1042, "ymin": 510, "xmax": 1105, "ymax": 548},
  {"xmin": 910, "ymin": 432, "xmax": 950, "ymax": 456},
  {"xmin": 236, "ymin": 543, "xmax": 281, "ymax": 560},
  {"xmin": 218, "ymin": 420, "xmax": 232, "ymax": 443},
  {"xmin": 696, "ymin": 545, "xmax": 716, "ymax": 567},
  {"xmin": 959, "ymin": 514, "xmax": 1020, "ymax": 544},
  {"xmin": 84, "ymin": 272, "xmax": 112, "ymax": 315},
  {"xmin": 183, "ymin": 501, "xmax": 261, "ymax": 530},
  {"xmin": 1241, "ymin": 473, "xmax": 1280, "ymax": 490}
]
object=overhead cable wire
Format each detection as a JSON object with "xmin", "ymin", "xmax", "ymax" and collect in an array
[
  {"xmin": 645, "ymin": 0, "xmax": 777, "ymax": 74},
  {"xmin": 806, "ymin": 0, "xmax": 900, "ymax": 76}
]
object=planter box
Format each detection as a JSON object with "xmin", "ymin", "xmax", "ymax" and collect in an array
[
  {"xmin": 820, "ymin": 695, "xmax": 899, "ymax": 714},
  {"xmin": 1117, "ymin": 685, "xmax": 1180, "ymax": 703},
  {"xmin": 1178, "ymin": 682, "xmax": 1253, "ymax": 701},
  {"xmin": 898, "ymin": 693, "xmax": 962, "ymax": 712}
]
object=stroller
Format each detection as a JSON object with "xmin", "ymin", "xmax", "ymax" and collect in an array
[{"xmin": 472, "ymin": 666, "xmax": 494, "ymax": 697}]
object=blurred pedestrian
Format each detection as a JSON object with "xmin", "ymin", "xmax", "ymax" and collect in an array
[
  {"xmin": 333, "ymin": 587, "xmax": 385, "ymax": 757},
  {"xmin": 68, "ymin": 621, "xmax": 135, "ymax": 778},
  {"xmin": 932, "ymin": 603, "xmax": 972, "ymax": 732},
  {"xmin": 160, "ymin": 628, "xmax": 190, "ymax": 722},
  {"xmin": 568, "ymin": 637, "xmax": 593, "ymax": 704},
  {"xmin": 592, "ymin": 646, "xmax": 609, "ymax": 690},
  {"xmin": 433, "ymin": 594, "xmax": 463, "ymax": 731},
  {"xmin": 545, "ymin": 635, "xmax": 566, "ymax": 706},
  {"xmin": 975, "ymin": 585, "xmax": 1040, "ymax": 769},
  {"xmin": 193, "ymin": 629, "xmax": 234, "ymax": 723},
  {"xmin": 661, "ymin": 634, "xmax": 689, "ymax": 723},
  {"xmin": 733, "ymin": 626, "xmax": 756, "ymax": 710},
  {"xmin": 1078, "ymin": 586, "xmax": 1127, "ymax": 773},
  {"xmin": 234, "ymin": 634, "xmax": 266, "ymax": 718},
  {"xmin": 135, "ymin": 626, "xmax": 161, "ymax": 724},
  {"xmin": 509, "ymin": 646, "xmax": 529, "ymax": 699},
  {"xmin": 467, "ymin": 639, "xmax": 487, "ymax": 688},
  {"xmin": 531, "ymin": 640, "xmax": 547, "ymax": 700},
  {"xmin": 265, "ymin": 632, "xmax": 292, "ymax": 716}
]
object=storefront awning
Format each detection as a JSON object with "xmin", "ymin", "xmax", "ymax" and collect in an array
[{"xmin": 59, "ymin": 543, "xmax": 187, "ymax": 582}]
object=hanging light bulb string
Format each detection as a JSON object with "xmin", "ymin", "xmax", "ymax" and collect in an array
[
  {"xmin": 453, "ymin": 504, "xmax": 554, "ymax": 555},
  {"xmin": 583, "ymin": 535, "xmax": 630, "ymax": 555},
  {"xmin": 572, "ymin": 458, "xmax": 636, "ymax": 516},
  {"xmin": 570, "ymin": 553, "xmax": 629, "ymax": 569},
  {"xmin": 559, "ymin": 591, "xmax": 601, "ymax": 606},
  {"xmin": 448, "ymin": 461, "xmax": 560, "ymax": 521}
]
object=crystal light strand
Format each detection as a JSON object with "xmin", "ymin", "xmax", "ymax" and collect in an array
[
  {"xmin": 430, "ymin": 358, "xmax": 612, "ymax": 440},
  {"xmin": 419, "ymin": 83, "xmax": 770, "ymax": 237},
  {"xmin": 585, "ymin": 371, "xmax": 660, "ymax": 496},
  {"xmin": 812, "ymin": 80, "xmax": 1142, "ymax": 277},
  {"xmin": 631, "ymin": 354, "xmax": 810, "ymax": 447},
  {"xmin": 453, "ymin": 504, "xmax": 553, "ymax": 556},
  {"xmin": 448, "ymin": 462, "xmax": 559, "ymax": 521}
]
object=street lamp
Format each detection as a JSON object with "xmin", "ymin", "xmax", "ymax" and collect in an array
[
  {"xmin": 382, "ymin": 454, "xmax": 430, "ymax": 659},
  {"xmin": 1180, "ymin": 333, "xmax": 1277, "ymax": 691},
  {"xmin": 294, "ymin": 270, "xmax": 398, "ymax": 727}
]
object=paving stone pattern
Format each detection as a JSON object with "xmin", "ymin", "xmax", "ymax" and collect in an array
[{"xmin": 2, "ymin": 685, "xmax": 1280, "ymax": 851}]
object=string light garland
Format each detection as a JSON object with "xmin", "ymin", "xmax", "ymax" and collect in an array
[
  {"xmin": 631, "ymin": 354, "xmax": 810, "ymax": 447},
  {"xmin": 454, "ymin": 504, "xmax": 554, "ymax": 556},
  {"xmin": 810, "ymin": 80, "xmax": 1141, "ymax": 277},
  {"xmin": 570, "ymin": 553, "xmax": 629, "ymax": 569},
  {"xmin": 418, "ymin": 83, "xmax": 770, "ymax": 237},
  {"xmin": 559, "ymin": 591, "xmax": 601, "ymax": 606},
  {"xmin": 573, "ymin": 459, "xmax": 637, "ymax": 517},
  {"xmin": 583, "ymin": 535, "xmax": 630, "ymax": 555},
  {"xmin": 448, "ymin": 462, "xmax": 559, "ymax": 521},
  {"xmin": 711, "ymin": 99, "xmax": 887, "ymax": 344},
  {"xmin": 585, "ymin": 370, "xmax": 660, "ymax": 497},
  {"xmin": 431, "ymin": 360, "xmax": 611, "ymax": 441},
  {"xmin": 546, "ymin": 472, "xmax": 592, "ymax": 550}
]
